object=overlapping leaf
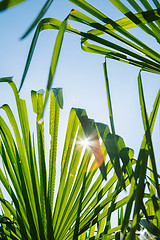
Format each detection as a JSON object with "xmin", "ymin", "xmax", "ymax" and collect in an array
[{"xmin": 18, "ymin": 2, "xmax": 160, "ymax": 118}]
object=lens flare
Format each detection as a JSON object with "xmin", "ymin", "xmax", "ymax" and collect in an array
[
  {"xmin": 79, "ymin": 137, "xmax": 90, "ymax": 149},
  {"xmin": 77, "ymin": 134, "xmax": 104, "ymax": 167}
]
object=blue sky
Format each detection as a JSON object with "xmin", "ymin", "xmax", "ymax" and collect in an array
[{"xmin": 0, "ymin": 0, "xmax": 160, "ymax": 173}]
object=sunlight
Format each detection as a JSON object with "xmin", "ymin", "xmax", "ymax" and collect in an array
[
  {"xmin": 78, "ymin": 137, "xmax": 91, "ymax": 150},
  {"xmin": 77, "ymin": 133, "xmax": 97, "ymax": 151},
  {"xmin": 77, "ymin": 134, "xmax": 104, "ymax": 172}
]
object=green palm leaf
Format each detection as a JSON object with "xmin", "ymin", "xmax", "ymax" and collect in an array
[
  {"xmin": 19, "ymin": 3, "xmax": 160, "ymax": 100},
  {"xmin": 0, "ymin": 78, "xmax": 135, "ymax": 239},
  {"xmin": 121, "ymin": 72, "xmax": 160, "ymax": 238}
]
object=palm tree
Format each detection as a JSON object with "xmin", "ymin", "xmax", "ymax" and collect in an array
[
  {"xmin": 1, "ymin": 0, "xmax": 160, "ymax": 239},
  {"xmin": 0, "ymin": 77, "xmax": 135, "ymax": 239},
  {"xmin": 0, "ymin": 71, "xmax": 160, "ymax": 240}
]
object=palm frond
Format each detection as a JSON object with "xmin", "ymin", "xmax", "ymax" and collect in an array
[{"xmin": 0, "ymin": 78, "xmax": 135, "ymax": 239}]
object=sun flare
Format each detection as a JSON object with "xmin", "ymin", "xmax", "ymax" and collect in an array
[
  {"xmin": 77, "ymin": 135, "xmax": 95, "ymax": 150},
  {"xmin": 79, "ymin": 137, "xmax": 90, "ymax": 149}
]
